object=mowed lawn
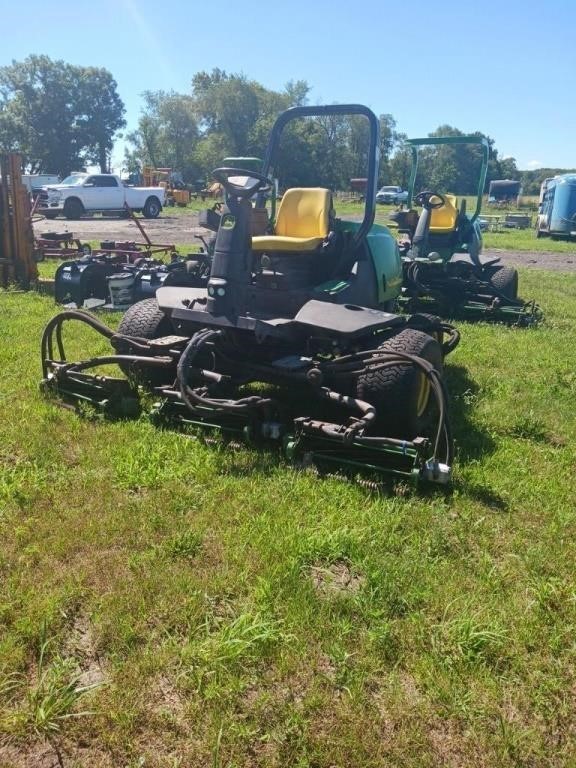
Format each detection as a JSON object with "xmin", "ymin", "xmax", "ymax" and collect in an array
[{"xmin": 1, "ymin": 268, "xmax": 576, "ymax": 767}]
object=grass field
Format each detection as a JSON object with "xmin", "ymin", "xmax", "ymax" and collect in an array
[{"xmin": 1, "ymin": 268, "xmax": 576, "ymax": 766}]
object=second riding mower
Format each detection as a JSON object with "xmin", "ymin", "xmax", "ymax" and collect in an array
[
  {"xmin": 392, "ymin": 135, "xmax": 539, "ymax": 325},
  {"xmin": 41, "ymin": 105, "xmax": 460, "ymax": 484}
]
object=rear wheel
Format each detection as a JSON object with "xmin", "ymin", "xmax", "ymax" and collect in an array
[
  {"xmin": 116, "ymin": 298, "xmax": 175, "ymax": 386},
  {"xmin": 143, "ymin": 196, "xmax": 161, "ymax": 219},
  {"xmin": 357, "ymin": 328, "xmax": 443, "ymax": 437},
  {"xmin": 486, "ymin": 265, "xmax": 518, "ymax": 299}
]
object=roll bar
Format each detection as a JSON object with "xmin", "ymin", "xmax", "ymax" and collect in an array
[
  {"xmin": 405, "ymin": 135, "xmax": 490, "ymax": 223},
  {"xmin": 260, "ymin": 104, "xmax": 381, "ymax": 247}
]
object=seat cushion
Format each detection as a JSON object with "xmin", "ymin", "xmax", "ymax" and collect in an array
[
  {"xmin": 430, "ymin": 194, "xmax": 459, "ymax": 233},
  {"xmin": 251, "ymin": 187, "xmax": 331, "ymax": 253},
  {"xmin": 251, "ymin": 235, "xmax": 325, "ymax": 252}
]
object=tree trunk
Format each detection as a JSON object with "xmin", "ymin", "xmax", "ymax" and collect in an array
[{"xmin": 99, "ymin": 143, "xmax": 108, "ymax": 173}]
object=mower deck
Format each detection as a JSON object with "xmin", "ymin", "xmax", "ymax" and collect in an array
[
  {"xmin": 41, "ymin": 309, "xmax": 456, "ymax": 485},
  {"xmin": 400, "ymin": 256, "xmax": 541, "ymax": 326}
]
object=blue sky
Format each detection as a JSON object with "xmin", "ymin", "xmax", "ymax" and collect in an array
[{"xmin": 3, "ymin": 0, "xmax": 575, "ymax": 172}]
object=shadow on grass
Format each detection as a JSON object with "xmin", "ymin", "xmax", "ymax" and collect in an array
[
  {"xmin": 444, "ymin": 364, "xmax": 497, "ymax": 463},
  {"xmin": 182, "ymin": 374, "xmax": 501, "ymax": 501},
  {"xmin": 45, "ymin": 357, "xmax": 499, "ymax": 499},
  {"xmin": 460, "ymin": 482, "xmax": 509, "ymax": 511}
]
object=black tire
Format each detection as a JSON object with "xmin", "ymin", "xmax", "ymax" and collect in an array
[
  {"xmin": 116, "ymin": 299, "xmax": 174, "ymax": 387},
  {"xmin": 118, "ymin": 297, "xmax": 173, "ymax": 339},
  {"xmin": 44, "ymin": 212, "xmax": 58, "ymax": 220},
  {"xmin": 407, "ymin": 312, "xmax": 444, "ymax": 345},
  {"xmin": 63, "ymin": 198, "xmax": 84, "ymax": 220},
  {"xmin": 535, "ymin": 227, "xmax": 542, "ymax": 239},
  {"xmin": 486, "ymin": 265, "xmax": 518, "ymax": 300},
  {"xmin": 142, "ymin": 196, "xmax": 162, "ymax": 219},
  {"xmin": 357, "ymin": 328, "xmax": 443, "ymax": 438}
]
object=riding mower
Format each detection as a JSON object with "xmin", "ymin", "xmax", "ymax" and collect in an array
[
  {"xmin": 393, "ymin": 135, "xmax": 539, "ymax": 324},
  {"xmin": 40, "ymin": 105, "xmax": 460, "ymax": 484}
]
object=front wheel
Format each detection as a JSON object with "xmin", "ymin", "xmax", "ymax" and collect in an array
[
  {"xmin": 142, "ymin": 196, "xmax": 162, "ymax": 219},
  {"xmin": 356, "ymin": 328, "xmax": 443, "ymax": 438},
  {"xmin": 63, "ymin": 198, "xmax": 84, "ymax": 220}
]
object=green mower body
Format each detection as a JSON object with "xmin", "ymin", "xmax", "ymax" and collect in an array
[{"xmin": 41, "ymin": 105, "xmax": 458, "ymax": 484}]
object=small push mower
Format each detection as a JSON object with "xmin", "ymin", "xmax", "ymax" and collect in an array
[
  {"xmin": 393, "ymin": 136, "xmax": 540, "ymax": 325},
  {"xmin": 41, "ymin": 105, "xmax": 460, "ymax": 484}
]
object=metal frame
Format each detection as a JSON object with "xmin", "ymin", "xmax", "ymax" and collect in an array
[{"xmin": 405, "ymin": 135, "xmax": 490, "ymax": 223}]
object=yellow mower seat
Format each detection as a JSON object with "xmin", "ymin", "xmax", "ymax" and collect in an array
[
  {"xmin": 429, "ymin": 195, "xmax": 459, "ymax": 233},
  {"xmin": 251, "ymin": 187, "xmax": 331, "ymax": 252}
]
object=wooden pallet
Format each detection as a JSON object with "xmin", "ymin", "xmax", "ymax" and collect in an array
[{"xmin": 0, "ymin": 153, "xmax": 37, "ymax": 287}]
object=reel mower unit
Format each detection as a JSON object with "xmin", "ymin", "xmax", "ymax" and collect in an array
[{"xmin": 41, "ymin": 105, "xmax": 460, "ymax": 484}]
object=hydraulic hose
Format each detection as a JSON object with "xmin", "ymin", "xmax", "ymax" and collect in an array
[
  {"xmin": 322, "ymin": 348, "xmax": 452, "ymax": 465},
  {"xmin": 176, "ymin": 330, "xmax": 274, "ymax": 415}
]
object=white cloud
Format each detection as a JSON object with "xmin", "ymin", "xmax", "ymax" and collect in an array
[{"xmin": 525, "ymin": 160, "xmax": 543, "ymax": 169}]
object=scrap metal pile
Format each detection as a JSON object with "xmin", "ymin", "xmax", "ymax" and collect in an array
[{"xmin": 47, "ymin": 205, "xmax": 213, "ymax": 310}]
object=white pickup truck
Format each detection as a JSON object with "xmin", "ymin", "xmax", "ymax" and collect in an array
[{"xmin": 38, "ymin": 173, "xmax": 166, "ymax": 220}]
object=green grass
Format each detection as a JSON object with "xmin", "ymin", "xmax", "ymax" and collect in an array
[
  {"xmin": 483, "ymin": 228, "xmax": 576, "ymax": 252},
  {"xmin": 165, "ymin": 197, "xmax": 220, "ymax": 214},
  {"xmin": 2, "ymin": 271, "xmax": 576, "ymax": 765}
]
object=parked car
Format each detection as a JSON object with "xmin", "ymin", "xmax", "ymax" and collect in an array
[
  {"xmin": 21, "ymin": 173, "xmax": 60, "ymax": 199},
  {"xmin": 38, "ymin": 173, "xmax": 166, "ymax": 220},
  {"xmin": 376, "ymin": 185, "xmax": 409, "ymax": 205}
]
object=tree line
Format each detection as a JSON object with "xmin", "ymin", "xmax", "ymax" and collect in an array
[{"xmin": 0, "ymin": 56, "xmax": 569, "ymax": 195}]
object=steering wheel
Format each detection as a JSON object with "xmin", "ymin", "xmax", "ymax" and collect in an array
[
  {"xmin": 414, "ymin": 190, "xmax": 446, "ymax": 210},
  {"xmin": 212, "ymin": 167, "xmax": 271, "ymax": 199}
]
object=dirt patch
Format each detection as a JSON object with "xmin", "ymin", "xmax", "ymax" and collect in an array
[
  {"xmin": 151, "ymin": 674, "xmax": 186, "ymax": 721},
  {"xmin": 33, "ymin": 213, "xmax": 576, "ymax": 272},
  {"xmin": 427, "ymin": 717, "xmax": 488, "ymax": 768},
  {"xmin": 33, "ymin": 211, "xmax": 206, "ymax": 249},
  {"xmin": 308, "ymin": 560, "xmax": 365, "ymax": 597},
  {"xmin": 0, "ymin": 742, "xmax": 60, "ymax": 768},
  {"xmin": 64, "ymin": 614, "xmax": 106, "ymax": 688},
  {"xmin": 484, "ymin": 248, "xmax": 576, "ymax": 272},
  {"xmin": 0, "ymin": 741, "xmax": 116, "ymax": 768}
]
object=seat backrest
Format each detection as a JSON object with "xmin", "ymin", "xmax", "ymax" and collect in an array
[
  {"xmin": 275, "ymin": 188, "xmax": 331, "ymax": 238},
  {"xmin": 430, "ymin": 194, "xmax": 459, "ymax": 231}
]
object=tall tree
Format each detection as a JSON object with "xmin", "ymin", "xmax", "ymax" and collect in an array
[
  {"xmin": 125, "ymin": 91, "xmax": 199, "ymax": 179},
  {"xmin": 0, "ymin": 55, "xmax": 125, "ymax": 174},
  {"xmin": 409, "ymin": 125, "xmax": 514, "ymax": 195},
  {"xmin": 192, "ymin": 70, "xmax": 260, "ymax": 155},
  {"xmin": 73, "ymin": 66, "xmax": 126, "ymax": 171}
]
